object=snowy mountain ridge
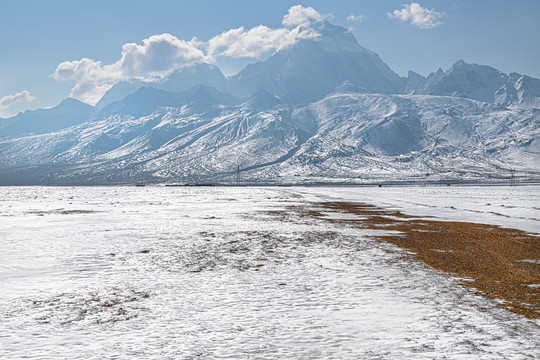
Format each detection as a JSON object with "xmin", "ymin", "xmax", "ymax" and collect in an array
[
  {"xmin": 407, "ymin": 60, "xmax": 540, "ymax": 109},
  {"xmin": 0, "ymin": 21, "xmax": 538, "ymax": 185}
]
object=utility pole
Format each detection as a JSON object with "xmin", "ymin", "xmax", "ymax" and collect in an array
[{"xmin": 510, "ymin": 168, "xmax": 516, "ymax": 186}]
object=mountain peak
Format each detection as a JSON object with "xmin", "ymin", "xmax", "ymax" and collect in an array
[
  {"xmin": 245, "ymin": 89, "xmax": 283, "ymax": 110},
  {"xmin": 452, "ymin": 59, "xmax": 468, "ymax": 67},
  {"xmin": 0, "ymin": 97, "xmax": 97, "ymax": 138},
  {"xmin": 410, "ymin": 59, "xmax": 540, "ymax": 108},
  {"xmin": 307, "ymin": 19, "xmax": 353, "ymax": 35},
  {"xmin": 56, "ymin": 97, "xmax": 95, "ymax": 112},
  {"xmin": 230, "ymin": 20, "xmax": 402, "ymax": 103},
  {"xmin": 405, "ymin": 71, "xmax": 426, "ymax": 93},
  {"xmin": 96, "ymin": 63, "xmax": 227, "ymax": 109},
  {"xmin": 188, "ymin": 83, "xmax": 220, "ymax": 95},
  {"xmin": 448, "ymin": 60, "xmax": 501, "ymax": 76},
  {"xmin": 184, "ymin": 84, "xmax": 239, "ymax": 112},
  {"xmin": 58, "ymin": 97, "xmax": 83, "ymax": 105}
]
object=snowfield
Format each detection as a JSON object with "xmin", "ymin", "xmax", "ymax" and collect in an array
[
  {"xmin": 1, "ymin": 185, "xmax": 539, "ymax": 359},
  {"xmin": 295, "ymin": 185, "xmax": 540, "ymax": 234}
]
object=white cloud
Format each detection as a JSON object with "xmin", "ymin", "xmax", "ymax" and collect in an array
[
  {"xmin": 388, "ymin": 2, "xmax": 445, "ymax": 29},
  {"xmin": 207, "ymin": 5, "xmax": 322, "ymax": 59},
  {"xmin": 115, "ymin": 34, "xmax": 208, "ymax": 78},
  {"xmin": 53, "ymin": 34, "xmax": 210, "ymax": 104},
  {"xmin": 282, "ymin": 5, "xmax": 323, "ymax": 27},
  {"xmin": 324, "ymin": 13, "xmax": 335, "ymax": 22},
  {"xmin": 0, "ymin": 90, "xmax": 36, "ymax": 109},
  {"xmin": 346, "ymin": 14, "xmax": 364, "ymax": 23},
  {"xmin": 207, "ymin": 24, "xmax": 319, "ymax": 58},
  {"xmin": 53, "ymin": 6, "xmax": 325, "ymax": 104}
]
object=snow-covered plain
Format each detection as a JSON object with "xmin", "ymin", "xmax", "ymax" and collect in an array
[
  {"xmin": 1, "ymin": 186, "xmax": 539, "ymax": 359},
  {"xmin": 296, "ymin": 185, "xmax": 540, "ymax": 234}
]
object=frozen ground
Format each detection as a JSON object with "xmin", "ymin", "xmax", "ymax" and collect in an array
[{"xmin": 0, "ymin": 185, "xmax": 539, "ymax": 359}]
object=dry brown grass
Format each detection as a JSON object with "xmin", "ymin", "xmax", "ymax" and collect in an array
[{"xmin": 323, "ymin": 202, "xmax": 540, "ymax": 319}]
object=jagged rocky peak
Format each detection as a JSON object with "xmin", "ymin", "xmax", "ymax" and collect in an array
[
  {"xmin": 511, "ymin": 74, "xmax": 540, "ymax": 108},
  {"xmin": 450, "ymin": 59, "xmax": 470, "ymax": 69},
  {"xmin": 410, "ymin": 60, "xmax": 540, "ymax": 108},
  {"xmin": 448, "ymin": 60, "xmax": 505, "ymax": 80},
  {"xmin": 431, "ymin": 67, "xmax": 445, "ymax": 82},
  {"xmin": 405, "ymin": 71, "xmax": 426, "ymax": 93}
]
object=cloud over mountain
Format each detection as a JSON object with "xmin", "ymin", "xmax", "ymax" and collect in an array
[
  {"xmin": 282, "ymin": 5, "xmax": 324, "ymax": 27},
  {"xmin": 52, "ymin": 6, "xmax": 327, "ymax": 104},
  {"xmin": 53, "ymin": 34, "xmax": 209, "ymax": 105},
  {"xmin": 388, "ymin": 2, "xmax": 445, "ymax": 29},
  {"xmin": 206, "ymin": 25, "xmax": 319, "ymax": 59},
  {"xmin": 206, "ymin": 5, "xmax": 322, "ymax": 58}
]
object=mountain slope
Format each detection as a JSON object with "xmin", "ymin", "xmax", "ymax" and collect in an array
[
  {"xmin": 276, "ymin": 92, "xmax": 539, "ymax": 182},
  {"xmin": 0, "ymin": 90, "xmax": 537, "ymax": 185},
  {"xmin": 0, "ymin": 98, "xmax": 97, "ymax": 138},
  {"xmin": 100, "ymin": 85, "xmax": 238, "ymax": 118}
]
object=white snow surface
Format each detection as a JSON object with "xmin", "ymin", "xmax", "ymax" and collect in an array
[
  {"xmin": 1, "ymin": 186, "xmax": 539, "ymax": 359},
  {"xmin": 297, "ymin": 185, "xmax": 540, "ymax": 234}
]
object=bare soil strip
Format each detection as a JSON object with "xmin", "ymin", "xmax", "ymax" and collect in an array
[{"xmin": 322, "ymin": 202, "xmax": 540, "ymax": 319}]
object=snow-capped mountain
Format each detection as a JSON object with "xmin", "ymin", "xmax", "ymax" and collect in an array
[
  {"xmin": 1, "ymin": 88, "xmax": 537, "ymax": 185},
  {"xmin": 228, "ymin": 21, "xmax": 403, "ymax": 104},
  {"xmin": 409, "ymin": 60, "xmax": 540, "ymax": 109},
  {"xmin": 0, "ymin": 21, "xmax": 538, "ymax": 185},
  {"xmin": 0, "ymin": 98, "xmax": 97, "ymax": 138}
]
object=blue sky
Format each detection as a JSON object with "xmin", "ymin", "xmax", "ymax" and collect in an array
[{"xmin": 1, "ymin": 0, "xmax": 539, "ymax": 117}]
